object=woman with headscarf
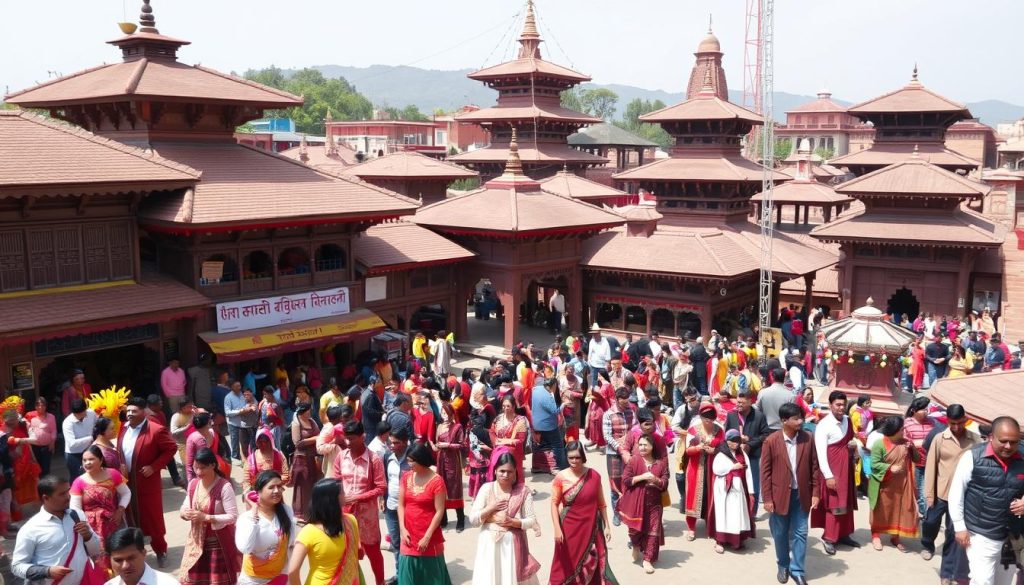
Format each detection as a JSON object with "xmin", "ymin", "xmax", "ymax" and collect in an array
[
  {"xmin": 616, "ymin": 434, "xmax": 668, "ymax": 574},
  {"xmin": 180, "ymin": 447, "xmax": 241, "ymax": 585},
  {"xmin": 237, "ymin": 470, "xmax": 295, "ymax": 585},
  {"xmin": 708, "ymin": 428, "xmax": 755, "ymax": 553},
  {"xmin": 584, "ymin": 372, "xmax": 614, "ymax": 449},
  {"xmin": 290, "ymin": 403, "xmax": 321, "ymax": 522},
  {"xmin": 683, "ymin": 402, "xmax": 724, "ymax": 541},
  {"xmin": 469, "ymin": 449, "xmax": 541, "ymax": 585},
  {"xmin": 287, "ymin": 478, "xmax": 363, "ymax": 585},
  {"xmin": 244, "ymin": 428, "xmax": 290, "ymax": 494},
  {"xmin": 909, "ymin": 339, "xmax": 926, "ymax": 392},
  {"xmin": 434, "ymin": 403, "xmax": 467, "ymax": 532},
  {"xmin": 868, "ymin": 416, "xmax": 919, "ymax": 552},
  {"xmin": 70, "ymin": 445, "xmax": 130, "ymax": 573},
  {"xmin": 548, "ymin": 441, "xmax": 616, "ymax": 585},
  {"xmin": 397, "ymin": 442, "xmax": 452, "ymax": 585}
]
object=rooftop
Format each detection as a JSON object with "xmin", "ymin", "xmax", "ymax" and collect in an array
[
  {"xmin": 787, "ymin": 91, "xmax": 848, "ymax": 114},
  {"xmin": 449, "ymin": 143, "xmax": 608, "ymax": 165},
  {"xmin": 819, "ymin": 298, "xmax": 919, "ymax": 353},
  {"xmin": 810, "ymin": 207, "xmax": 1006, "ymax": 248},
  {"xmin": 538, "ymin": 169, "xmax": 628, "ymax": 200},
  {"xmin": 829, "ymin": 143, "xmax": 980, "ymax": 169},
  {"xmin": 640, "ymin": 95, "xmax": 762, "ymax": 124},
  {"xmin": 567, "ymin": 123, "xmax": 658, "ymax": 147},
  {"xmin": 340, "ymin": 151, "xmax": 477, "ymax": 180},
  {"xmin": 354, "ymin": 222, "xmax": 475, "ymax": 274},
  {"xmin": 847, "ymin": 67, "xmax": 971, "ymax": 117},
  {"xmin": 613, "ymin": 154, "xmax": 788, "ymax": 183},
  {"xmin": 834, "ymin": 156, "xmax": 990, "ymax": 198},
  {"xmin": 454, "ymin": 104, "xmax": 600, "ymax": 124},
  {"xmin": 750, "ymin": 181, "xmax": 852, "ymax": 205},
  {"xmin": 929, "ymin": 370, "xmax": 1024, "ymax": 425},
  {"xmin": 0, "ymin": 110, "xmax": 199, "ymax": 195}
]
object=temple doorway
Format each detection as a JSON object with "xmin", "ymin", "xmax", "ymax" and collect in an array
[{"xmin": 886, "ymin": 287, "xmax": 920, "ymax": 321}]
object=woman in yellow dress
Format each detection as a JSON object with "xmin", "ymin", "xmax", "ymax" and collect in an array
[{"xmin": 287, "ymin": 478, "xmax": 363, "ymax": 585}]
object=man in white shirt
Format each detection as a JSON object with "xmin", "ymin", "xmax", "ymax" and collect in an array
[
  {"xmin": 812, "ymin": 391, "xmax": 860, "ymax": 555},
  {"xmin": 104, "ymin": 527, "xmax": 180, "ymax": 585},
  {"xmin": 12, "ymin": 476, "xmax": 100, "ymax": 585},
  {"xmin": 548, "ymin": 289, "xmax": 566, "ymax": 334},
  {"xmin": 649, "ymin": 332, "xmax": 663, "ymax": 360},
  {"xmin": 62, "ymin": 399, "xmax": 97, "ymax": 480},
  {"xmin": 587, "ymin": 325, "xmax": 611, "ymax": 388}
]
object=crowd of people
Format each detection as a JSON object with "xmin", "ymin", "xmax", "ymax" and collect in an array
[{"xmin": 2, "ymin": 319, "xmax": 1023, "ymax": 585}]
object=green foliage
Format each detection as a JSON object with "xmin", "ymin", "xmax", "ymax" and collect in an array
[
  {"xmin": 242, "ymin": 66, "xmax": 373, "ymax": 135},
  {"xmin": 448, "ymin": 145, "xmax": 459, "ymax": 156},
  {"xmin": 560, "ymin": 88, "xmax": 619, "ymax": 120},
  {"xmin": 560, "ymin": 88, "xmax": 583, "ymax": 112},
  {"xmin": 774, "ymin": 138, "xmax": 794, "ymax": 161},
  {"xmin": 235, "ymin": 122, "xmax": 256, "ymax": 134},
  {"xmin": 814, "ymin": 146, "xmax": 835, "ymax": 161},
  {"xmin": 449, "ymin": 177, "xmax": 480, "ymax": 191},
  {"xmin": 612, "ymin": 98, "xmax": 673, "ymax": 149},
  {"xmin": 380, "ymin": 104, "xmax": 430, "ymax": 122}
]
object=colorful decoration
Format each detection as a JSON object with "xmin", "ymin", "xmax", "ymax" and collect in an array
[
  {"xmin": 0, "ymin": 395, "xmax": 25, "ymax": 417},
  {"xmin": 85, "ymin": 386, "xmax": 131, "ymax": 435}
]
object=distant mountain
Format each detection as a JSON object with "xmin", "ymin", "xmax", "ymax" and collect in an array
[{"xmin": 298, "ymin": 64, "xmax": 1024, "ymax": 126}]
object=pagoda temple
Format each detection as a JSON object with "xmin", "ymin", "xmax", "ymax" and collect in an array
[
  {"xmin": 3, "ymin": 2, "xmax": 485, "ymax": 370},
  {"xmin": 811, "ymin": 153, "xmax": 1004, "ymax": 319},
  {"xmin": 578, "ymin": 40, "xmax": 838, "ymax": 340},
  {"xmin": 829, "ymin": 67, "xmax": 980, "ymax": 176},
  {"xmin": 448, "ymin": 1, "xmax": 608, "ymax": 179},
  {"xmin": 414, "ymin": 131, "xmax": 623, "ymax": 348}
]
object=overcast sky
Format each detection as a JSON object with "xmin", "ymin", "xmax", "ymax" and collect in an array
[{"xmin": 3, "ymin": 0, "xmax": 1021, "ymax": 105}]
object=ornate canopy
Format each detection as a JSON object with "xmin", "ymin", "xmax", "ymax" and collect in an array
[{"xmin": 819, "ymin": 297, "xmax": 918, "ymax": 354}]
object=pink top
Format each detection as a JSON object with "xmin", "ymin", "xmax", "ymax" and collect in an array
[
  {"xmin": 25, "ymin": 412, "xmax": 57, "ymax": 447},
  {"xmin": 903, "ymin": 416, "xmax": 935, "ymax": 468},
  {"xmin": 161, "ymin": 366, "xmax": 187, "ymax": 397}
]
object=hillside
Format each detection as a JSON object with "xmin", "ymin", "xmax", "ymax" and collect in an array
[{"xmin": 299, "ymin": 64, "xmax": 1024, "ymax": 126}]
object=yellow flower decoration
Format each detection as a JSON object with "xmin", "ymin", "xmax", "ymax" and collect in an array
[
  {"xmin": 85, "ymin": 386, "xmax": 132, "ymax": 435},
  {"xmin": 0, "ymin": 395, "xmax": 25, "ymax": 417}
]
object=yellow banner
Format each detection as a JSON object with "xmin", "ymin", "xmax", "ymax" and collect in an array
[
  {"xmin": 759, "ymin": 326, "xmax": 784, "ymax": 359},
  {"xmin": 207, "ymin": 314, "xmax": 385, "ymax": 356}
]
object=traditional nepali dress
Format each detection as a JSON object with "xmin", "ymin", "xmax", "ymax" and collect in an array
[
  {"xmin": 398, "ymin": 473, "xmax": 452, "ymax": 585},
  {"xmin": 584, "ymin": 383, "xmax": 613, "ymax": 448},
  {"xmin": 235, "ymin": 504, "xmax": 296, "ymax": 585},
  {"xmin": 684, "ymin": 424, "xmax": 724, "ymax": 531},
  {"xmin": 5, "ymin": 422, "xmax": 40, "ymax": 508},
  {"xmin": 616, "ymin": 456, "xmax": 668, "ymax": 562},
  {"xmin": 491, "ymin": 415, "xmax": 528, "ymax": 486},
  {"xmin": 708, "ymin": 450, "xmax": 755, "ymax": 549},
  {"xmin": 811, "ymin": 420, "xmax": 857, "ymax": 543},
  {"xmin": 469, "ymin": 481, "xmax": 541, "ymax": 585},
  {"xmin": 95, "ymin": 442, "xmax": 121, "ymax": 470},
  {"xmin": 294, "ymin": 516, "xmax": 363, "ymax": 585},
  {"xmin": 70, "ymin": 470, "xmax": 128, "ymax": 572},
  {"xmin": 291, "ymin": 418, "xmax": 321, "ymax": 522},
  {"xmin": 436, "ymin": 422, "xmax": 466, "ymax": 509},
  {"xmin": 243, "ymin": 438, "xmax": 289, "ymax": 494},
  {"xmin": 181, "ymin": 477, "xmax": 241, "ymax": 585},
  {"xmin": 549, "ymin": 469, "xmax": 618, "ymax": 585},
  {"xmin": 560, "ymin": 378, "xmax": 584, "ymax": 443},
  {"xmin": 868, "ymin": 437, "xmax": 920, "ymax": 538},
  {"xmin": 414, "ymin": 408, "xmax": 437, "ymax": 444},
  {"xmin": 467, "ymin": 429, "xmax": 492, "ymax": 499}
]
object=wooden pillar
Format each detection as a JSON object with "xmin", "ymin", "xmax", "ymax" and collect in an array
[
  {"xmin": 645, "ymin": 307, "xmax": 653, "ymax": 337},
  {"xmin": 824, "ymin": 205, "xmax": 833, "ymax": 223},
  {"xmin": 637, "ymin": 148, "xmax": 644, "ymax": 167},
  {"xmin": 776, "ymin": 204, "xmax": 782, "ymax": 225},
  {"xmin": 956, "ymin": 252, "xmax": 975, "ymax": 316},
  {"xmin": 568, "ymin": 266, "xmax": 583, "ymax": 334},
  {"xmin": 453, "ymin": 276, "xmax": 468, "ymax": 341},
  {"xmin": 803, "ymin": 274, "xmax": 815, "ymax": 314},
  {"xmin": 803, "ymin": 205, "xmax": 810, "ymax": 225},
  {"xmin": 672, "ymin": 311, "xmax": 680, "ymax": 339},
  {"xmin": 619, "ymin": 304, "xmax": 627, "ymax": 332},
  {"xmin": 501, "ymin": 287, "xmax": 520, "ymax": 351},
  {"xmin": 699, "ymin": 304, "xmax": 712, "ymax": 340}
]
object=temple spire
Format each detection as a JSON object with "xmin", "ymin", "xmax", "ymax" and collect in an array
[
  {"xmin": 697, "ymin": 66, "xmax": 716, "ymax": 97},
  {"xmin": 505, "ymin": 127, "xmax": 524, "ymax": 175},
  {"xmin": 517, "ymin": 0, "xmax": 542, "ymax": 59},
  {"xmin": 708, "ymin": 13, "xmax": 713, "ymax": 34},
  {"xmin": 139, "ymin": 0, "xmax": 158, "ymax": 34}
]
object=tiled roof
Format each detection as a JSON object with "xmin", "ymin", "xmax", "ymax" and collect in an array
[
  {"xmin": 0, "ymin": 275, "xmax": 210, "ymax": 341},
  {"xmin": 581, "ymin": 222, "xmax": 838, "ymax": 280},
  {"xmin": 568, "ymin": 123, "xmax": 658, "ymax": 147},
  {"xmin": 787, "ymin": 95, "xmax": 847, "ymax": 114},
  {"xmin": 138, "ymin": 142, "xmax": 418, "ymax": 230},
  {"xmin": 354, "ymin": 222, "xmax": 474, "ymax": 272},
  {"xmin": 612, "ymin": 155, "xmax": 788, "ymax": 182},
  {"xmin": 998, "ymin": 142, "xmax": 1024, "ymax": 153},
  {"xmin": 751, "ymin": 181, "xmax": 852, "ymax": 205},
  {"xmin": 847, "ymin": 78, "xmax": 970, "ymax": 116},
  {"xmin": 449, "ymin": 143, "xmax": 608, "ymax": 165},
  {"xmin": 413, "ymin": 182, "xmax": 623, "ymax": 236},
  {"xmin": 341, "ymin": 151, "xmax": 477, "ymax": 180},
  {"xmin": 467, "ymin": 58, "xmax": 589, "ymax": 83},
  {"xmin": 781, "ymin": 265, "xmax": 841, "ymax": 296},
  {"xmin": 834, "ymin": 157, "xmax": 990, "ymax": 198},
  {"xmin": 929, "ymin": 370, "xmax": 1024, "ymax": 425},
  {"xmin": 810, "ymin": 207, "xmax": 1006, "ymax": 247},
  {"xmin": 0, "ymin": 110, "xmax": 199, "ymax": 194},
  {"xmin": 454, "ymin": 104, "xmax": 599, "ymax": 124},
  {"xmin": 640, "ymin": 96, "xmax": 762, "ymax": 123},
  {"xmin": 5, "ymin": 60, "xmax": 302, "ymax": 108},
  {"xmin": 778, "ymin": 164, "xmax": 847, "ymax": 180},
  {"xmin": 279, "ymin": 143, "xmax": 360, "ymax": 171},
  {"xmin": 539, "ymin": 170, "xmax": 627, "ymax": 200},
  {"xmin": 830, "ymin": 143, "xmax": 980, "ymax": 168}
]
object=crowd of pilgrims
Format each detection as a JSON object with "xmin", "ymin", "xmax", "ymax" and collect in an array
[{"xmin": 1, "ymin": 319, "xmax": 1022, "ymax": 585}]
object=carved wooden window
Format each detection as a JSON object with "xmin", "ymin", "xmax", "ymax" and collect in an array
[
  {"xmin": 109, "ymin": 223, "xmax": 133, "ymax": 279},
  {"xmin": 28, "ymin": 229, "xmax": 57, "ymax": 288},
  {"xmin": 0, "ymin": 231, "xmax": 26, "ymax": 292}
]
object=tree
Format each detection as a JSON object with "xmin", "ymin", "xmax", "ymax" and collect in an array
[
  {"xmin": 560, "ymin": 88, "xmax": 583, "ymax": 112},
  {"xmin": 814, "ymin": 146, "xmax": 835, "ymax": 161},
  {"xmin": 612, "ymin": 97, "xmax": 673, "ymax": 150},
  {"xmin": 579, "ymin": 88, "xmax": 619, "ymax": 120},
  {"xmin": 242, "ymin": 66, "xmax": 374, "ymax": 134},
  {"xmin": 381, "ymin": 104, "xmax": 430, "ymax": 122},
  {"xmin": 774, "ymin": 138, "xmax": 794, "ymax": 161}
]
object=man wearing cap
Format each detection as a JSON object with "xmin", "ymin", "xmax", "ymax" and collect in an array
[{"xmin": 587, "ymin": 324, "xmax": 612, "ymax": 389}]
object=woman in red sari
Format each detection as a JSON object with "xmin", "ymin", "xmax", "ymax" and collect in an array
[
  {"xmin": 434, "ymin": 403, "xmax": 467, "ymax": 532},
  {"xmin": 584, "ymin": 375, "xmax": 613, "ymax": 449},
  {"xmin": 491, "ymin": 395, "xmax": 528, "ymax": 485},
  {"xmin": 616, "ymin": 434, "xmax": 668, "ymax": 574},
  {"xmin": 70, "ymin": 445, "xmax": 130, "ymax": 572},
  {"xmin": 909, "ymin": 339, "xmax": 926, "ymax": 392},
  {"xmin": 549, "ymin": 441, "xmax": 618, "ymax": 585},
  {"xmin": 180, "ymin": 447, "xmax": 241, "ymax": 585},
  {"xmin": 683, "ymin": 403, "xmax": 724, "ymax": 540}
]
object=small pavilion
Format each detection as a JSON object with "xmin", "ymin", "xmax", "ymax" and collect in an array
[
  {"xmin": 567, "ymin": 123, "xmax": 657, "ymax": 170},
  {"xmin": 538, "ymin": 167, "xmax": 633, "ymax": 207},
  {"xmin": 340, "ymin": 151, "xmax": 478, "ymax": 204},
  {"xmin": 751, "ymin": 139, "xmax": 853, "ymax": 228},
  {"xmin": 819, "ymin": 298, "xmax": 918, "ymax": 413},
  {"xmin": 413, "ymin": 132, "xmax": 624, "ymax": 349}
]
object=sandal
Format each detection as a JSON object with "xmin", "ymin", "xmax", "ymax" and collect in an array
[
  {"xmin": 891, "ymin": 537, "xmax": 907, "ymax": 553},
  {"xmin": 643, "ymin": 561, "xmax": 655, "ymax": 574},
  {"xmin": 871, "ymin": 537, "xmax": 882, "ymax": 551},
  {"xmin": 685, "ymin": 532, "xmax": 696, "ymax": 542},
  {"xmin": 714, "ymin": 544, "xmax": 725, "ymax": 554}
]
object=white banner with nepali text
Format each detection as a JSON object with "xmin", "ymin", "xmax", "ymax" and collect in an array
[{"xmin": 216, "ymin": 287, "xmax": 351, "ymax": 333}]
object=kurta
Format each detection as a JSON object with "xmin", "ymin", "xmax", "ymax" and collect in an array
[
  {"xmin": 491, "ymin": 415, "xmax": 528, "ymax": 486},
  {"xmin": 333, "ymin": 448, "xmax": 386, "ymax": 545},
  {"xmin": 811, "ymin": 417, "xmax": 857, "ymax": 543},
  {"xmin": 398, "ymin": 473, "xmax": 452, "ymax": 585},
  {"xmin": 436, "ymin": 423, "xmax": 466, "ymax": 509},
  {"xmin": 868, "ymin": 438, "xmax": 920, "ymax": 538},
  {"xmin": 180, "ymin": 477, "xmax": 241, "ymax": 585},
  {"xmin": 615, "ymin": 455, "xmax": 668, "ymax": 562},
  {"xmin": 469, "ymin": 481, "xmax": 540, "ymax": 585},
  {"xmin": 708, "ymin": 451, "xmax": 755, "ymax": 548}
]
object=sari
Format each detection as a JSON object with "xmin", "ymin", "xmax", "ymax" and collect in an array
[
  {"xmin": 684, "ymin": 423, "xmax": 723, "ymax": 524},
  {"xmin": 616, "ymin": 456, "xmax": 668, "ymax": 562},
  {"xmin": 71, "ymin": 470, "xmax": 127, "ymax": 572},
  {"xmin": 549, "ymin": 468, "xmax": 618, "ymax": 585},
  {"xmin": 181, "ymin": 477, "xmax": 241, "ymax": 585},
  {"xmin": 868, "ymin": 437, "xmax": 920, "ymax": 538},
  {"xmin": 94, "ymin": 442, "xmax": 121, "ymax": 470},
  {"xmin": 584, "ymin": 383, "xmax": 613, "ymax": 448},
  {"xmin": 491, "ymin": 415, "xmax": 528, "ymax": 485},
  {"xmin": 436, "ymin": 422, "xmax": 466, "ymax": 509}
]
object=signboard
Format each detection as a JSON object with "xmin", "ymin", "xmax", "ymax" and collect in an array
[
  {"xmin": 759, "ymin": 326, "xmax": 783, "ymax": 359},
  {"xmin": 11, "ymin": 362, "xmax": 34, "ymax": 393},
  {"xmin": 365, "ymin": 276, "xmax": 387, "ymax": 302},
  {"xmin": 216, "ymin": 287, "xmax": 351, "ymax": 333}
]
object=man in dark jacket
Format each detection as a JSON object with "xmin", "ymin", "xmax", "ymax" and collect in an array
[
  {"xmin": 726, "ymin": 389, "xmax": 771, "ymax": 511},
  {"xmin": 688, "ymin": 337, "xmax": 709, "ymax": 395}
]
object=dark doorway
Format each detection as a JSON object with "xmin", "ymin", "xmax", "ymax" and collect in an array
[{"xmin": 886, "ymin": 287, "xmax": 920, "ymax": 321}]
